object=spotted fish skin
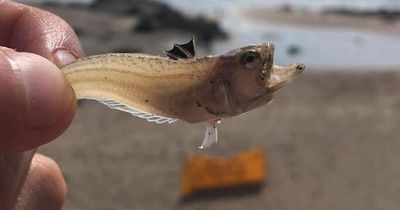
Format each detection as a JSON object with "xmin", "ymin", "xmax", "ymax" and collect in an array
[
  {"xmin": 61, "ymin": 43, "xmax": 304, "ymax": 124},
  {"xmin": 62, "ymin": 53, "xmax": 216, "ymax": 123}
]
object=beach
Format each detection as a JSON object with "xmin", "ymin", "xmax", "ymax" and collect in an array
[{"xmin": 26, "ymin": 2, "xmax": 400, "ymax": 210}]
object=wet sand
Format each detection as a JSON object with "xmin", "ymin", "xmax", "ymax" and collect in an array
[{"xmin": 40, "ymin": 70, "xmax": 400, "ymax": 210}]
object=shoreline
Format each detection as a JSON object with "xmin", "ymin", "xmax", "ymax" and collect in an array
[{"xmin": 242, "ymin": 8, "xmax": 400, "ymax": 36}]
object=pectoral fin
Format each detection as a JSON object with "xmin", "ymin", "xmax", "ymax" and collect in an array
[
  {"xmin": 199, "ymin": 122, "xmax": 218, "ymax": 149},
  {"xmin": 86, "ymin": 97, "xmax": 178, "ymax": 124},
  {"xmin": 164, "ymin": 37, "xmax": 196, "ymax": 60}
]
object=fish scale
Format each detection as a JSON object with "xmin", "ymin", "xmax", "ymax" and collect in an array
[{"xmin": 61, "ymin": 40, "xmax": 304, "ymax": 148}]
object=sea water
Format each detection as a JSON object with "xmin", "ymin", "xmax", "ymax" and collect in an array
[{"xmin": 215, "ymin": 16, "xmax": 400, "ymax": 70}]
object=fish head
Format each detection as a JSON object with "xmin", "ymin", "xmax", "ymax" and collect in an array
[
  {"xmin": 196, "ymin": 43, "xmax": 304, "ymax": 120},
  {"xmin": 227, "ymin": 42, "xmax": 304, "ymax": 97}
]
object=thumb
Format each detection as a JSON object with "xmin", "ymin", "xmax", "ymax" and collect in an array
[{"xmin": 0, "ymin": 47, "xmax": 76, "ymax": 154}]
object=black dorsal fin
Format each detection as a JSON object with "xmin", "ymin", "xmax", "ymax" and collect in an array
[{"xmin": 164, "ymin": 37, "xmax": 196, "ymax": 60}]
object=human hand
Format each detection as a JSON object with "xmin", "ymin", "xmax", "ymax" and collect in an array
[{"xmin": 0, "ymin": 1, "xmax": 83, "ymax": 209}]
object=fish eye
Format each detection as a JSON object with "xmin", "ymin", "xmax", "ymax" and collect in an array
[{"xmin": 240, "ymin": 51, "xmax": 261, "ymax": 69}]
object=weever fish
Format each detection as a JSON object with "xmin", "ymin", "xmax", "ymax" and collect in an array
[{"xmin": 61, "ymin": 38, "xmax": 305, "ymax": 149}]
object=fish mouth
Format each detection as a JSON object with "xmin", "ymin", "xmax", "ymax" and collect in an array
[{"xmin": 265, "ymin": 63, "xmax": 305, "ymax": 90}]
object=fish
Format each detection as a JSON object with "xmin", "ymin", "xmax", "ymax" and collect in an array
[{"xmin": 61, "ymin": 38, "xmax": 305, "ymax": 149}]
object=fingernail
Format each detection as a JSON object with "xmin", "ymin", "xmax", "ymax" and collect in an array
[
  {"xmin": 53, "ymin": 49, "xmax": 78, "ymax": 67},
  {"xmin": 2, "ymin": 49, "xmax": 75, "ymax": 129}
]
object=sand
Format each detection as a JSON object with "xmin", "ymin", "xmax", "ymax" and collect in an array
[{"xmin": 38, "ymin": 70, "xmax": 400, "ymax": 210}]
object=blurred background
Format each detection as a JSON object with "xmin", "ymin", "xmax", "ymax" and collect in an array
[{"xmin": 17, "ymin": 0, "xmax": 400, "ymax": 209}]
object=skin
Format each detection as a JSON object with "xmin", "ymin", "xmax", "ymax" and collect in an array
[
  {"xmin": 62, "ymin": 43, "xmax": 304, "ymax": 124},
  {"xmin": 0, "ymin": 1, "xmax": 83, "ymax": 209}
]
